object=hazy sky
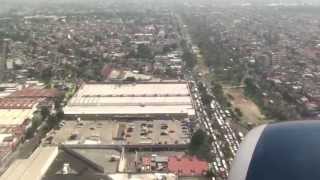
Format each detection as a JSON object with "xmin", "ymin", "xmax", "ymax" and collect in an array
[
  {"xmin": 0, "ymin": 0, "xmax": 319, "ymax": 2},
  {"xmin": 0, "ymin": 0, "xmax": 319, "ymax": 6}
]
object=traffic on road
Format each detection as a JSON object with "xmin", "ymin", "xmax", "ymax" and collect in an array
[{"xmin": 189, "ymin": 78, "xmax": 243, "ymax": 180}]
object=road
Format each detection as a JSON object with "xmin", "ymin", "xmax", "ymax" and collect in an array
[
  {"xmin": 187, "ymin": 76, "xmax": 244, "ymax": 180},
  {"xmin": 178, "ymin": 16, "xmax": 244, "ymax": 179}
]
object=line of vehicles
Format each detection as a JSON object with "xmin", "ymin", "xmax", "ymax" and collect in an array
[
  {"xmin": 181, "ymin": 24, "xmax": 244, "ymax": 179},
  {"xmin": 190, "ymin": 79, "xmax": 244, "ymax": 180},
  {"xmin": 210, "ymin": 99, "xmax": 241, "ymax": 157}
]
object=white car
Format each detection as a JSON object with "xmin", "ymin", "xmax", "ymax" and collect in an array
[
  {"xmin": 213, "ymin": 162, "xmax": 219, "ymax": 172},
  {"xmin": 204, "ymin": 123, "xmax": 209, "ymax": 129},
  {"xmin": 217, "ymin": 160, "xmax": 222, "ymax": 167},
  {"xmin": 210, "ymin": 103, "xmax": 216, "ymax": 109},
  {"xmin": 219, "ymin": 150, "xmax": 224, "ymax": 157},
  {"xmin": 222, "ymin": 159, "xmax": 227, "ymax": 168}
]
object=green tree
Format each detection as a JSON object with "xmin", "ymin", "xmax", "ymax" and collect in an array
[
  {"xmin": 244, "ymin": 78, "xmax": 257, "ymax": 97},
  {"xmin": 40, "ymin": 67, "xmax": 53, "ymax": 84},
  {"xmin": 182, "ymin": 50, "xmax": 196, "ymax": 69},
  {"xmin": 235, "ymin": 108, "xmax": 243, "ymax": 117},
  {"xmin": 189, "ymin": 129, "xmax": 213, "ymax": 161},
  {"xmin": 25, "ymin": 112, "xmax": 43, "ymax": 138},
  {"xmin": 137, "ymin": 44, "xmax": 153, "ymax": 59},
  {"xmin": 190, "ymin": 129, "xmax": 206, "ymax": 149},
  {"xmin": 40, "ymin": 107, "xmax": 50, "ymax": 118}
]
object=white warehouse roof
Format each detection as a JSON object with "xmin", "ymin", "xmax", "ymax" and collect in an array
[
  {"xmin": 76, "ymin": 83, "xmax": 190, "ymax": 97},
  {"xmin": 64, "ymin": 82, "xmax": 195, "ymax": 116}
]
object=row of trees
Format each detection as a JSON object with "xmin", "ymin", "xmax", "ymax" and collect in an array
[
  {"xmin": 26, "ymin": 95, "xmax": 65, "ymax": 139},
  {"xmin": 182, "ymin": 50, "xmax": 196, "ymax": 69},
  {"xmin": 211, "ymin": 82, "xmax": 231, "ymax": 108},
  {"xmin": 181, "ymin": 13, "xmax": 246, "ymax": 85}
]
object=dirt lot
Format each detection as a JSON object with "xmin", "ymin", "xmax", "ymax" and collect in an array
[
  {"xmin": 224, "ymin": 88, "xmax": 266, "ymax": 125},
  {"xmin": 194, "ymin": 50, "xmax": 209, "ymax": 76}
]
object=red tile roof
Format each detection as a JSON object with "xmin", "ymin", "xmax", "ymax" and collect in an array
[
  {"xmin": 9, "ymin": 88, "xmax": 60, "ymax": 98},
  {"xmin": 168, "ymin": 156, "xmax": 208, "ymax": 176},
  {"xmin": 0, "ymin": 98, "xmax": 44, "ymax": 109},
  {"xmin": 304, "ymin": 47, "xmax": 320, "ymax": 60}
]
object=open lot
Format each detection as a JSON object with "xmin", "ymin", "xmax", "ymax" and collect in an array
[
  {"xmin": 224, "ymin": 88, "xmax": 266, "ymax": 125},
  {"xmin": 48, "ymin": 119, "xmax": 190, "ymax": 146},
  {"xmin": 194, "ymin": 47, "xmax": 209, "ymax": 76}
]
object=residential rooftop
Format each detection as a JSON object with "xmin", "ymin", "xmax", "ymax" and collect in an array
[
  {"xmin": 0, "ymin": 109, "xmax": 35, "ymax": 126},
  {"xmin": 0, "ymin": 98, "xmax": 44, "ymax": 109},
  {"xmin": 168, "ymin": 156, "xmax": 208, "ymax": 176},
  {"xmin": 8, "ymin": 88, "xmax": 60, "ymax": 98}
]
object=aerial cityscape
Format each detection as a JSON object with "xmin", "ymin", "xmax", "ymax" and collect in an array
[{"xmin": 0, "ymin": 0, "xmax": 320, "ymax": 180}]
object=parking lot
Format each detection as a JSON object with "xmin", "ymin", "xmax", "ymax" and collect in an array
[
  {"xmin": 125, "ymin": 120, "xmax": 190, "ymax": 145},
  {"xmin": 48, "ymin": 119, "xmax": 191, "ymax": 146}
]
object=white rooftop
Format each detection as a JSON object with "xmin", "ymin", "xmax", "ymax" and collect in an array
[
  {"xmin": 64, "ymin": 82, "xmax": 195, "ymax": 116},
  {"xmin": 76, "ymin": 83, "xmax": 189, "ymax": 96},
  {"xmin": 0, "ymin": 146, "xmax": 58, "ymax": 180},
  {"xmin": 0, "ymin": 109, "xmax": 35, "ymax": 126},
  {"xmin": 64, "ymin": 105, "xmax": 195, "ymax": 116}
]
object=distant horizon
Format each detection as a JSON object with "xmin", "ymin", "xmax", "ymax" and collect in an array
[
  {"xmin": 0, "ymin": 0, "xmax": 320, "ymax": 11},
  {"xmin": 0, "ymin": 0, "xmax": 319, "ymax": 4}
]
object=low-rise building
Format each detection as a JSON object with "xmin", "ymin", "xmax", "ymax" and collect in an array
[
  {"xmin": 0, "ymin": 146, "xmax": 58, "ymax": 180},
  {"xmin": 168, "ymin": 156, "xmax": 208, "ymax": 177}
]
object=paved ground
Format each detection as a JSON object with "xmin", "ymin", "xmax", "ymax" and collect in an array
[
  {"xmin": 126, "ymin": 120, "xmax": 190, "ymax": 145},
  {"xmin": 50, "ymin": 120, "xmax": 115, "ymax": 145},
  {"xmin": 74, "ymin": 148, "xmax": 120, "ymax": 173},
  {"xmin": 50, "ymin": 119, "xmax": 190, "ymax": 146}
]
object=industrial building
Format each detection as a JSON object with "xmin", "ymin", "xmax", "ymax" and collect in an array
[
  {"xmin": 0, "ymin": 85, "xmax": 60, "ymax": 167},
  {"xmin": 0, "ymin": 146, "xmax": 58, "ymax": 180},
  {"xmin": 0, "ymin": 108, "xmax": 37, "ymax": 164},
  {"xmin": 0, "ymin": 145, "xmax": 116, "ymax": 180},
  {"xmin": 168, "ymin": 156, "xmax": 208, "ymax": 176},
  {"xmin": 1, "ymin": 144, "xmax": 206, "ymax": 180},
  {"xmin": 64, "ymin": 81, "xmax": 195, "ymax": 119}
]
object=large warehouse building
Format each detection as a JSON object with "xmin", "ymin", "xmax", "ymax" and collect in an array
[{"xmin": 64, "ymin": 81, "xmax": 195, "ymax": 119}]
